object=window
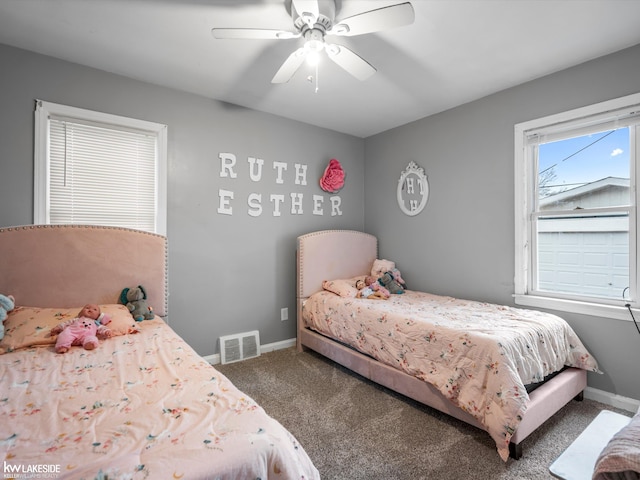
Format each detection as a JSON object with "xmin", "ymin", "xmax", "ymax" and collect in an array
[
  {"xmin": 515, "ymin": 92, "xmax": 640, "ymax": 320},
  {"xmin": 34, "ymin": 100, "xmax": 167, "ymax": 235}
]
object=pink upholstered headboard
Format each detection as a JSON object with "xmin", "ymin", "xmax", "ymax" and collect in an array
[
  {"xmin": 296, "ymin": 230, "xmax": 377, "ymax": 299},
  {"xmin": 0, "ymin": 225, "xmax": 167, "ymax": 317}
]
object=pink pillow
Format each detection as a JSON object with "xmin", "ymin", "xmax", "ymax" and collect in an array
[
  {"xmin": 322, "ymin": 276, "xmax": 365, "ymax": 298},
  {"xmin": 0, "ymin": 304, "xmax": 141, "ymax": 354}
]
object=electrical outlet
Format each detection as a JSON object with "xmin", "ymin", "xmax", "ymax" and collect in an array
[{"xmin": 280, "ymin": 307, "xmax": 288, "ymax": 321}]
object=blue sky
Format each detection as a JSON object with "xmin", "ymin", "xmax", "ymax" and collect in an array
[{"xmin": 538, "ymin": 127, "xmax": 629, "ymax": 193}]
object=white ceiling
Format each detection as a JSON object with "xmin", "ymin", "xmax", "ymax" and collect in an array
[{"xmin": 1, "ymin": 0, "xmax": 639, "ymax": 138}]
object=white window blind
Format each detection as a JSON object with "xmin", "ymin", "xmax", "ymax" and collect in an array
[
  {"xmin": 49, "ymin": 118, "xmax": 156, "ymax": 230},
  {"xmin": 34, "ymin": 100, "xmax": 167, "ymax": 234},
  {"xmin": 524, "ymin": 104, "xmax": 640, "ymax": 146}
]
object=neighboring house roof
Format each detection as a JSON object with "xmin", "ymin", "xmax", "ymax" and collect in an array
[{"xmin": 539, "ymin": 177, "xmax": 629, "ymax": 210}]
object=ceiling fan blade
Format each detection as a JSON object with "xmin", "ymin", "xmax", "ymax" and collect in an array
[
  {"xmin": 329, "ymin": 2, "xmax": 415, "ymax": 37},
  {"xmin": 211, "ymin": 28, "xmax": 299, "ymax": 40},
  {"xmin": 271, "ymin": 47, "xmax": 307, "ymax": 83},
  {"xmin": 325, "ymin": 43, "xmax": 376, "ymax": 81},
  {"xmin": 292, "ymin": 0, "xmax": 319, "ymax": 27}
]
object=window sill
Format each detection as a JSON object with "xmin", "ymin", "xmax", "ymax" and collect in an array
[{"xmin": 513, "ymin": 294, "xmax": 634, "ymax": 322}]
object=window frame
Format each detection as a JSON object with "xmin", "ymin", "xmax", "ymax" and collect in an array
[
  {"xmin": 34, "ymin": 100, "xmax": 167, "ymax": 235},
  {"xmin": 514, "ymin": 92, "xmax": 640, "ymax": 321}
]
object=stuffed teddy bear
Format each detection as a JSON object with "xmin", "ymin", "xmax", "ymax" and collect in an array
[
  {"xmin": 371, "ymin": 259, "xmax": 395, "ymax": 278},
  {"xmin": 0, "ymin": 294, "xmax": 15, "ymax": 341},
  {"xmin": 120, "ymin": 285, "xmax": 155, "ymax": 322},
  {"xmin": 51, "ymin": 304, "xmax": 112, "ymax": 353},
  {"xmin": 378, "ymin": 271, "xmax": 405, "ymax": 294}
]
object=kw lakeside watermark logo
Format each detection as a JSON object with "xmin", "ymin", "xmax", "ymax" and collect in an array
[{"xmin": 3, "ymin": 461, "xmax": 61, "ymax": 479}]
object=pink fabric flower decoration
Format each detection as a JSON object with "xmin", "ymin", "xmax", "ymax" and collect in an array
[{"xmin": 320, "ymin": 158, "xmax": 345, "ymax": 193}]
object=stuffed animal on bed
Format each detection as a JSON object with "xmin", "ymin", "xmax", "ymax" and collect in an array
[
  {"xmin": 356, "ymin": 279, "xmax": 388, "ymax": 300},
  {"xmin": 390, "ymin": 268, "xmax": 407, "ymax": 289},
  {"xmin": 0, "ymin": 293, "xmax": 15, "ymax": 340},
  {"xmin": 378, "ymin": 271, "xmax": 405, "ymax": 294},
  {"xmin": 120, "ymin": 285, "xmax": 155, "ymax": 321},
  {"xmin": 365, "ymin": 276, "xmax": 390, "ymax": 298},
  {"xmin": 51, "ymin": 304, "xmax": 112, "ymax": 353},
  {"xmin": 371, "ymin": 259, "xmax": 395, "ymax": 278}
]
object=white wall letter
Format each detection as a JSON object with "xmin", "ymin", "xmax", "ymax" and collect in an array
[
  {"xmin": 248, "ymin": 193, "xmax": 262, "ymax": 217},
  {"xmin": 294, "ymin": 163, "xmax": 308, "ymax": 186},
  {"xmin": 219, "ymin": 153, "xmax": 237, "ymax": 178},
  {"xmin": 330, "ymin": 196, "xmax": 342, "ymax": 216},
  {"xmin": 273, "ymin": 161, "xmax": 288, "ymax": 184},
  {"xmin": 270, "ymin": 194, "xmax": 285, "ymax": 217},
  {"xmin": 218, "ymin": 189, "xmax": 234, "ymax": 215},
  {"xmin": 313, "ymin": 194, "xmax": 324, "ymax": 215},
  {"xmin": 248, "ymin": 157, "xmax": 264, "ymax": 182},
  {"xmin": 406, "ymin": 176, "xmax": 415, "ymax": 194},
  {"xmin": 290, "ymin": 193, "xmax": 303, "ymax": 215}
]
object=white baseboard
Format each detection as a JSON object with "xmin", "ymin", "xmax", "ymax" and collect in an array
[
  {"xmin": 260, "ymin": 337, "xmax": 297, "ymax": 353},
  {"xmin": 203, "ymin": 337, "xmax": 296, "ymax": 365},
  {"xmin": 584, "ymin": 386, "xmax": 640, "ymax": 414}
]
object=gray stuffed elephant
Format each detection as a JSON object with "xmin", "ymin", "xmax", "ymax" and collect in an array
[
  {"xmin": 378, "ymin": 272, "xmax": 405, "ymax": 294},
  {"xmin": 120, "ymin": 285, "xmax": 155, "ymax": 321}
]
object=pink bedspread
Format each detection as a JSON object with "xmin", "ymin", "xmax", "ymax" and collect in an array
[
  {"xmin": 302, "ymin": 290, "xmax": 599, "ymax": 461},
  {"xmin": 0, "ymin": 319, "xmax": 319, "ymax": 480}
]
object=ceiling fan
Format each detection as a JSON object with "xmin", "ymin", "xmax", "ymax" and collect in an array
[{"xmin": 211, "ymin": 0, "xmax": 415, "ymax": 84}]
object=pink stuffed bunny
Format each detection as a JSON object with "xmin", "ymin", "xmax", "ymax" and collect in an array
[
  {"xmin": 391, "ymin": 268, "xmax": 407, "ymax": 288},
  {"xmin": 51, "ymin": 304, "xmax": 112, "ymax": 353}
]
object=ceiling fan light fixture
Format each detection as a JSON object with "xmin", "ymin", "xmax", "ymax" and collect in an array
[
  {"xmin": 304, "ymin": 38, "xmax": 324, "ymax": 66},
  {"xmin": 304, "ymin": 39, "xmax": 324, "ymax": 53},
  {"xmin": 306, "ymin": 49, "xmax": 321, "ymax": 66}
]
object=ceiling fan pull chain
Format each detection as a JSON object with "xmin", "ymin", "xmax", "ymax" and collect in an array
[{"xmin": 315, "ymin": 63, "xmax": 319, "ymax": 93}]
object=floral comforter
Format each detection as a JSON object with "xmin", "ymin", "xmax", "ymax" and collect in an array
[
  {"xmin": 302, "ymin": 290, "xmax": 599, "ymax": 461},
  {"xmin": 0, "ymin": 319, "xmax": 319, "ymax": 480}
]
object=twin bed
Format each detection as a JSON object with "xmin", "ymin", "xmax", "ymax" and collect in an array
[
  {"xmin": 0, "ymin": 225, "xmax": 319, "ymax": 480},
  {"xmin": 296, "ymin": 229, "xmax": 600, "ymax": 462}
]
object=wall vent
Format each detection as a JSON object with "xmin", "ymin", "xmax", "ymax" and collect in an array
[{"xmin": 219, "ymin": 330, "xmax": 261, "ymax": 364}]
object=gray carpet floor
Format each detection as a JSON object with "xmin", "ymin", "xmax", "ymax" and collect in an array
[{"xmin": 216, "ymin": 347, "xmax": 630, "ymax": 480}]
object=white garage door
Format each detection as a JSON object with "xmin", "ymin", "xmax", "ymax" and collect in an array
[{"xmin": 538, "ymin": 231, "xmax": 628, "ymax": 299}]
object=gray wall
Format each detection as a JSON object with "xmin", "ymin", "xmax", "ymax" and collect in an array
[
  {"xmin": 2, "ymin": 39, "xmax": 639, "ymax": 401},
  {"xmin": 0, "ymin": 43, "xmax": 365, "ymax": 356},
  {"xmin": 363, "ymin": 43, "xmax": 640, "ymax": 400}
]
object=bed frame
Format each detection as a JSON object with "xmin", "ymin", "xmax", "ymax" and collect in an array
[
  {"xmin": 0, "ymin": 225, "xmax": 321, "ymax": 479},
  {"xmin": 0, "ymin": 224, "xmax": 168, "ymax": 316},
  {"xmin": 296, "ymin": 229, "xmax": 587, "ymax": 459}
]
